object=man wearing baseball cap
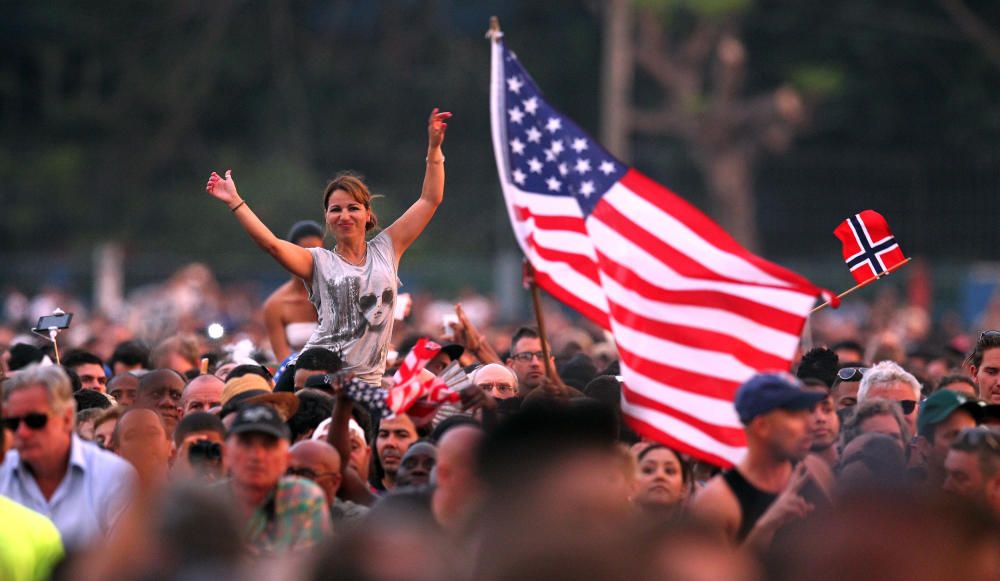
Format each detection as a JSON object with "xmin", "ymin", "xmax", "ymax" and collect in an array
[
  {"xmin": 222, "ymin": 404, "xmax": 331, "ymax": 556},
  {"xmin": 914, "ymin": 389, "xmax": 983, "ymax": 489},
  {"xmin": 690, "ymin": 372, "xmax": 826, "ymax": 546}
]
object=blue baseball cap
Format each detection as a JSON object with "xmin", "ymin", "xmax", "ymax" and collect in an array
[{"xmin": 734, "ymin": 372, "xmax": 827, "ymax": 424}]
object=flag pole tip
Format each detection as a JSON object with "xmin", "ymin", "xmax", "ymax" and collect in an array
[{"xmin": 487, "ymin": 16, "xmax": 503, "ymax": 40}]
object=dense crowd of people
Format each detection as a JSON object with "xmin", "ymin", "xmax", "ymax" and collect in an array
[
  {"xmin": 4, "ymin": 281, "xmax": 1000, "ymax": 581},
  {"xmin": 3, "ymin": 108, "xmax": 1000, "ymax": 580}
]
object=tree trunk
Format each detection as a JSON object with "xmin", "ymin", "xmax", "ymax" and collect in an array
[
  {"xmin": 600, "ymin": 0, "xmax": 634, "ymax": 161},
  {"xmin": 701, "ymin": 147, "xmax": 759, "ymax": 251}
]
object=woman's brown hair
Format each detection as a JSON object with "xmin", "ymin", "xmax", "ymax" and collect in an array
[{"xmin": 323, "ymin": 172, "xmax": 378, "ymax": 231}]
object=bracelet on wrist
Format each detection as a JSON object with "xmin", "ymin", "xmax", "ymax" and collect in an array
[
  {"xmin": 425, "ymin": 156, "xmax": 445, "ymax": 164},
  {"xmin": 230, "ymin": 200, "xmax": 246, "ymax": 212}
]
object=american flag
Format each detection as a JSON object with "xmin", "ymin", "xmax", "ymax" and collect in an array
[
  {"xmin": 489, "ymin": 35, "xmax": 824, "ymax": 467},
  {"xmin": 340, "ymin": 338, "xmax": 461, "ymax": 426}
]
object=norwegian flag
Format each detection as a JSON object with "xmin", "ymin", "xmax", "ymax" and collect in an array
[{"xmin": 833, "ymin": 210, "xmax": 907, "ymax": 284}]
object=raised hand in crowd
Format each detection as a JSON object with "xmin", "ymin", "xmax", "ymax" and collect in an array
[
  {"xmin": 525, "ymin": 374, "xmax": 584, "ymax": 401},
  {"xmin": 459, "ymin": 382, "xmax": 496, "ymax": 411},
  {"xmin": 325, "ymin": 372, "xmax": 376, "ymax": 507},
  {"xmin": 205, "ymin": 169, "xmax": 240, "ymax": 208},
  {"xmin": 449, "ymin": 303, "xmax": 502, "ymax": 365},
  {"xmin": 427, "ymin": 107, "xmax": 451, "ymax": 149},
  {"xmin": 745, "ymin": 461, "xmax": 816, "ymax": 550}
]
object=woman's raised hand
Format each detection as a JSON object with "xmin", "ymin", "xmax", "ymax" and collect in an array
[
  {"xmin": 205, "ymin": 170, "xmax": 241, "ymax": 207},
  {"xmin": 427, "ymin": 108, "xmax": 452, "ymax": 149}
]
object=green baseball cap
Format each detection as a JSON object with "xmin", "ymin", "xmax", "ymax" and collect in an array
[{"xmin": 917, "ymin": 390, "xmax": 984, "ymax": 438}]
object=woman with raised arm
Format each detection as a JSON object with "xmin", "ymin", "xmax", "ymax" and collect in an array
[{"xmin": 206, "ymin": 109, "xmax": 451, "ymax": 385}]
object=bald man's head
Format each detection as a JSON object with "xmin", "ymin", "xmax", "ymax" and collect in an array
[
  {"xmin": 113, "ymin": 408, "xmax": 172, "ymax": 482},
  {"xmin": 289, "ymin": 440, "xmax": 342, "ymax": 503},
  {"xmin": 181, "ymin": 374, "xmax": 224, "ymax": 416},
  {"xmin": 437, "ymin": 426, "xmax": 483, "ymax": 490},
  {"xmin": 433, "ymin": 425, "xmax": 484, "ymax": 530}
]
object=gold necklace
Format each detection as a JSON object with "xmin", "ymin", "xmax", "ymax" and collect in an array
[{"xmin": 334, "ymin": 242, "xmax": 367, "ymax": 266}]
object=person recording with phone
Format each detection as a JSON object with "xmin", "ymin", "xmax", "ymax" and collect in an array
[{"xmin": 171, "ymin": 412, "xmax": 227, "ymax": 482}]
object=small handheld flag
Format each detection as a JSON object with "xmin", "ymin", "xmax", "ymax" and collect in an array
[
  {"xmin": 834, "ymin": 210, "xmax": 907, "ymax": 285},
  {"xmin": 347, "ymin": 338, "xmax": 467, "ymax": 426},
  {"xmin": 812, "ymin": 210, "xmax": 911, "ymax": 313}
]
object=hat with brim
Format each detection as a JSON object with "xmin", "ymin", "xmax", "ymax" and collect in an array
[
  {"xmin": 735, "ymin": 372, "xmax": 827, "ymax": 424},
  {"xmin": 439, "ymin": 343, "xmax": 465, "ymax": 361},
  {"xmin": 221, "ymin": 375, "xmax": 272, "ymax": 406},
  {"xmin": 220, "ymin": 388, "xmax": 299, "ymax": 421},
  {"xmin": 917, "ymin": 390, "xmax": 985, "ymax": 436},
  {"xmin": 228, "ymin": 404, "xmax": 291, "ymax": 441}
]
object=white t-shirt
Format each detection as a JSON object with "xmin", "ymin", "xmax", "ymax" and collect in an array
[{"xmin": 300, "ymin": 231, "xmax": 399, "ymax": 384}]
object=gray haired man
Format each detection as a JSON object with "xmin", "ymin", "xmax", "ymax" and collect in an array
[{"xmin": 1, "ymin": 364, "xmax": 135, "ymax": 548}]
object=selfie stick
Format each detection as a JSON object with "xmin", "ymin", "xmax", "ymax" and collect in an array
[{"xmin": 31, "ymin": 308, "xmax": 67, "ymax": 365}]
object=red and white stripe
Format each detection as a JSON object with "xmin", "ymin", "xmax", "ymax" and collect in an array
[
  {"xmin": 386, "ymin": 338, "xmax": 441, "ymax": 415},
  {"xmin": 490, "ymin": 40, "xmax": 821, "ymax": 467}
]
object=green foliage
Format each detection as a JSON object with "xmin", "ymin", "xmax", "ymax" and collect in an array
[
  {"xmin": 789, "ymin": 65, "xmax": 845, "ymax": 98},
  {"xmin": 634, "ymin": 0, "xmax": 753, "ymax": 20},
  {"xmin": 3, "ymin": 0, "xmax": 1000, "ymax": 280}
]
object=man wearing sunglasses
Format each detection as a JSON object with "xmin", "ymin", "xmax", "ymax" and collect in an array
[
  {"xmin": 943, "ymin": 427, "xmax": 1000, "ymax": 515},
  {"xmin": 0, "ymin": 388, "xmax": 64, "ymax": 581},
  {"xmin": 858, "ymin": 361, "xmax": 922, "ymax": 436},
  {"xmin": 0, "ymin": 364, "xmax": 135, "ymax": 549}
]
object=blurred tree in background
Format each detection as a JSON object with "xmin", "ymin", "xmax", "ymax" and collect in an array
[{"xmin": 1, "ymin": 0, "xmax": 998, "ymax": 296}]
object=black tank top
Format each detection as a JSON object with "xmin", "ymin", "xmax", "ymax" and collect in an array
[{"xmin": 722, "ymin": 469, "xmax": 778, "ymax": 542}]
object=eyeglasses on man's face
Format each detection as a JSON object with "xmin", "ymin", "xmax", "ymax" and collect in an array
[
  {"xmin": 510, "ymin": 351, "xmax": 546, "ymax": 363},
  {"xmin": 478, "ymin": 382, "xmax": 516, "ymax": 394}
]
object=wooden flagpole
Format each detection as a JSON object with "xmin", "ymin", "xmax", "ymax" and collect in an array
[
  {"xmin": 523, "ymin": 260, "xmax": 558, "ymax": 381},
  {"xmin": 811, "ymin": 257, "xmax": 912, "ymax": 314}
]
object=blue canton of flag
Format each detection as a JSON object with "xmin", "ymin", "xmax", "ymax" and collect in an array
[
  {"xmin": 338, "ymin": 375, "xmax": 391, "ymax": 417},
  {"xmin": 500, "ymin": 48, "xmax": 626, "ymax": 216}
]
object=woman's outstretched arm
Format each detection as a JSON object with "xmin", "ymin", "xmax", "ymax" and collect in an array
[
  {"xmin": 206, "ymin": 170, "xmax": 315, "ymax": 283},
  {"xmin": 385, "ymin": 108, "xmax": 452, "ymax": 258}
]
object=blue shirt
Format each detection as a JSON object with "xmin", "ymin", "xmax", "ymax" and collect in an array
[{"xmin": 0, "ymin": 434, "xmax": 135, "ymax": 549}]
